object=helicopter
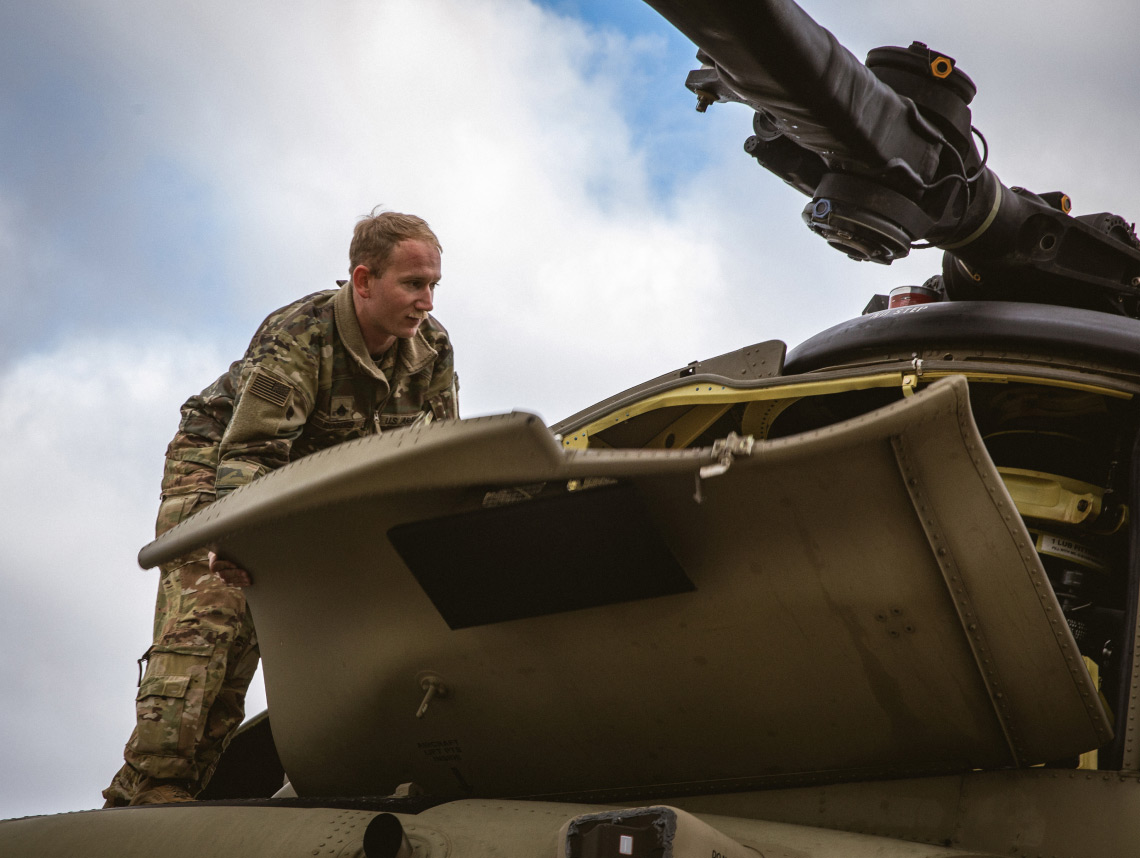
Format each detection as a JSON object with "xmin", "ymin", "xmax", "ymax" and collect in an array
[{"xmin": 5, "ymin": 0, "xmax": 1140, "ymax": 855}]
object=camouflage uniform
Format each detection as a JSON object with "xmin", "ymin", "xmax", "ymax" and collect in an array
[{"xmin": 103, "ymin": 282, "xmax": 457, "ymax": 805}]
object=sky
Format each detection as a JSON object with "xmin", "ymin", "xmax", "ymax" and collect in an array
[{"xmin": 2, "ymin": 0, "xmax": 1138, "ymax": 821}]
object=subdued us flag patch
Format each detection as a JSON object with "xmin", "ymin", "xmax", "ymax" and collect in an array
[{"xmin": 248, "ymin": 368, "xmax": 293, "ymax": 407}]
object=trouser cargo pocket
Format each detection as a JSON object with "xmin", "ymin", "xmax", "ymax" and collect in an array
[{"xmin": 131, "ymin": 642, "xmax": 215, "ymax": 760}]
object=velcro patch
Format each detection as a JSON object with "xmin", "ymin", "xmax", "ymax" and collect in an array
[
  {"xmin": 330, "ymin": 396, "xmax": 356, "ymax": 420},
  {"xmin": 137, "ymin": 675, "xmax": 191, "ymax": 700},
  {"xmin": 377, "ymin": 413, "xmax": 421, "ymax": 428},
  {"xmin": 248, "ymin": 368, "xmax": 293, "ymax": 407}
]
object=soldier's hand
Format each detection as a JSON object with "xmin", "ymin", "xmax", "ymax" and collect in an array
[{"xmin": 209, "ymin": 551, "xmax": 252, "ymax": 588}]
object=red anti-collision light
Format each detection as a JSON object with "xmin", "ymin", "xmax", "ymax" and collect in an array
[{"xmin": 889, "ymin": 285, "xmax": 940, "ymax": 308}]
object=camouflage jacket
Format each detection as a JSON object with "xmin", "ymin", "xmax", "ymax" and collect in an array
[{"xmin": 161, "ymin": 281, "xmax": 458, "ymax": 500}]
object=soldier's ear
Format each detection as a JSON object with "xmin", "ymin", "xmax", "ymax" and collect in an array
[{"xmin": 351, "ymin": 265, "xmax": 371, "ymax": 297}]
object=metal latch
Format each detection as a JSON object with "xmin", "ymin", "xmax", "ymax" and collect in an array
[
  {"xmin": 695, "ymin": 432, "xmax": 754, "ymax": 502},
  {"xmin": 415, "ymin": 671, "xmax": 448, "ymax": 719}
]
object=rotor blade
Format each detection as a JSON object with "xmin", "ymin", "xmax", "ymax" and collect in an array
[{"xmin": 643, "ymin": 0, "xmax": 942, "ymax": 183}]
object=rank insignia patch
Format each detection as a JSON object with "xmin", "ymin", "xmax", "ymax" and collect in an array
[{"xmin": 330, "ymin": 396, "xmax": 355, "ymax": 419}]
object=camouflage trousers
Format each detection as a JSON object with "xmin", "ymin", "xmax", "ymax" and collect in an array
[{"xmin": 103, "ymin": 492, "xmax": 259, "ymax": 805}]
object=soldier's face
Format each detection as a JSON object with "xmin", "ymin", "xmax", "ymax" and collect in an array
[{"xmin": 355, "ymin": 239, "xmax": 440, "ymax": 354}]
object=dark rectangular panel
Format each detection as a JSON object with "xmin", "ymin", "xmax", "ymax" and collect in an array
[{"xmin": 389, "ymin": 483, "xmax": 693, "ymax": 629}]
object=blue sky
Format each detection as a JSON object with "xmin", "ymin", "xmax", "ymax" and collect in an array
[{"xmin": 2, "ymin": 0, "xmax": 1139, "ymax": 820}]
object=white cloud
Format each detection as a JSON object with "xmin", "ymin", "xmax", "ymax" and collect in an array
[
  {"xmin": 0, "ymin": 338, "xmax": 270, "ymax": 817},
  {"xmin": 42, "ymin": 0, "xmax": 786, "ymax": 418}
]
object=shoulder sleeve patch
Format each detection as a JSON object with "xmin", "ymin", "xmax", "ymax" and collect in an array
[{"xmin": 247, "ymin": 368, "xmax": 294, "ymax": 408}]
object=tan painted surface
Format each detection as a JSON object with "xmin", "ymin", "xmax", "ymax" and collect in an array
[{"xmin": 140, "ymin": 377, "xmax": 1106, "ymax": 799}]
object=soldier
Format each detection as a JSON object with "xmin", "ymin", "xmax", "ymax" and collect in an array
[{"xmin": 103, "ymin": 210, "xmax": 459, "ymax": 806}]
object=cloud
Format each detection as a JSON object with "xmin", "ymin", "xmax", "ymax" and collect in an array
[
  {"xmin": 4, "ymin": 0, "xmax": 829, "ymax": 416},
  {"xmin": 0, "ymin": 337, "xmax": 256, "ymax": 817}
]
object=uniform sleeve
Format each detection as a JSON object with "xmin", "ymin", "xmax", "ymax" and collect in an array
[
  {"xmin": 215, "ymin": 317, "xmax": 322, "ymax": 496},
  {"xmin": 160, "ymin": 360, "xmax": 241, "ymax": 497}
]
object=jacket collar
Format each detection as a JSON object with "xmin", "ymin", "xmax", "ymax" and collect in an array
[{"xmin": 333, "ymin": 281, "xmax": 439, "ymax": 379}]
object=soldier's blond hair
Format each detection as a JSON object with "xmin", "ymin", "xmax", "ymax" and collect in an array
[{"xmin": 349, "ymin": 208, "xmax": 442, "ymax": 276}]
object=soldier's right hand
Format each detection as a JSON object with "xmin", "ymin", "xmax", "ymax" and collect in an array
[{"xmin": 209, "ymin": 551, "xmax": 252, "ymax": 588}]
